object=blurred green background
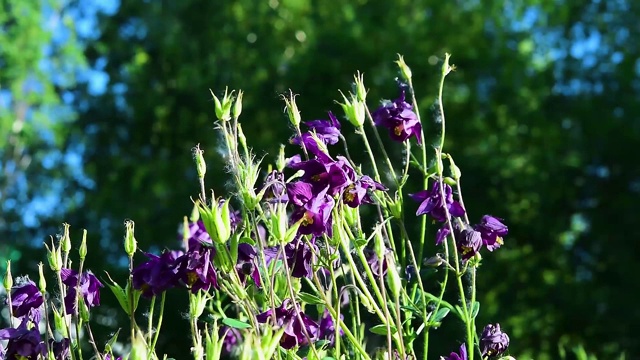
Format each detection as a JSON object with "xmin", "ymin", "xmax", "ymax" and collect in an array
[{"xmin": 1, "ymin": 0, "xmax": 638, "ymax": 358}]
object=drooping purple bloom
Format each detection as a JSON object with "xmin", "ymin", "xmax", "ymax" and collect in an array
[
  {"xmin": 289, "ymin": 156, "xmax": 355, "ymax": 197},
  {"xmin": 373, "ymin": 90, "xmax": 422, "ymax": 144},
  {"xmin": 474, "ymin": 215, "xmax": 508, "ymax": 251},
  {"xmin": 236, "ymin": 243, "xmax": 262, "ymax": 287},
  {"xmin": 219, "ymin": 326, "xmax": 242, "ymax": 353},
  {"xmin": 440, "ymin": 343, "xmax": 468, "ymax": 360},
  {"xmin": 185, "ymin": 220, "xmax": 213, "ymax": 252},
  {"xmin": 287, "ymin": 182, "xmax": 335, "ymax": 237},
  {"xmin": 0, "ymin": 321, "xmax": 46, "ymax": 359},
  {"xmin": 480, "ymin": 323, "xmax": 510, "ymax": 357},
  {"xmin": 256, "ymin": 299, "xmax": 319, "ymax": 349},
  {"xmin": 317, "ymin": 309, "xmax": 344, "ymax": 346},
  {"xmin": 343, "ymin": 175, "xmax": 387, "ymax": 208},
  {"xmin": 410, "ymin": 182, "xmax": 465, "ymax": 222},
  {"xmin": 456, "ymin": 226, "xmax": 483, "ymax": 261},
  {"xmin": 364, "ymin": 248, "xmax": 389, "ymax": 277},
  {"xmin": 292, "ymin": 111, "xmax": 342, "ymax": 146},
  {"xmin": 261, "ymin": 170, "xmax": 287, "ymax": 201},
  {"xmin": 132, "ymin": 250, "xmax": 183, "ymax": 298},
  {"xmin": 174, "ymin": 246, "xmax": 219, "ymax": 293},
  {"xmin": 435, "ymin": 224, "xmax": 451, "ymax": 246},
  {"xmin": 49, "ymin": 338, "xmax": 71, "ymax": 360},
  {"xmin": 60, "ymin": 269, "xmax": 103, "ymax": 314},
  {"xmin": 8, "ymin": 278, "xmax": 43, "ymax": 319},
  {"xmin": 263, "ymin": 239, "xmax": 318, "ymax": 279}
]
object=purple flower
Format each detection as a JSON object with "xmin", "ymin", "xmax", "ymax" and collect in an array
[
  {"xmin": 261, "ymin": 170, "xmax": 287, "ymax": 201},
  {"xmin": 60, "ymin": 269, "xmax": 103, "ymax": 314},
  {"xmin": 103, "ymin": 354, "xmax": 123, "ymax": 360},
  {"xmin": 480, "ymin": 323, "xmax": 510, "ymax": 357},
  {"xmin": 289, "ymin": 156, "xmax": 355, "ymax": 197},
  {"xmin": 174, "ymin": 246, "xmax": 219, "ymax": 293},
  {"xmin": 49, "ymin": 338, "xmax": 71, "ymax": 360},
  {"xmin": 456, "ymin": 226, "xmax": 483, "ymax": 261},
  {"xmin": 263, "ymin": 239, "xmax": 318, "ymax": 279},
  {"xmin": 287, "ymin": 182, "xmax": 335, "ymax": 237},
  {"xmin": 373, "ymin": 90, "xmax": 422, "ymax": 144},
  {"xmin": 132, "ymin": 250, "xmax": 183, "ymax": 298},
  {"xmin": 440, "ymin": 343, "xmax": 468, "ymax": 360},
  {"xmin": 219, "ymin": 326, "xmax": 242, "ymax": 353},
  {"xmin": 0, "ymin": 321, "xmax": 46, "ymax": 359},
  {"xmin": 236, "ymin": 243, "xmax": 262, "ymax": 287},
  {"xmin": 410, "ymin": 182, "xmax": 465, "ymax": 222},
  {"xmin": 8, "ymin": 278, "xmax": 43, "ymax": 319},
  {"xmin": 185, "ymin": 220, "xmax": 213, "ymax": 251},
  {"xmin": 364, "ymin": 248, "xmax": 389, "ymax": 277},
  {"xmin": 256, "ymin": 299, "xmax": 319, "ymax": 349},
  {"xmin": 318, "ymin": 309, "xmax": 344, "ymax": 346},
  {"xmin": 435, "ymin": 224, "xmax": 451, "ymax": 246},
  {"xmin": 292, "ymin": 111, "xmax": 342, "ymax": 146},
  {"xmin": 474, "ymin": 215, "xmax": 508, "ymax": 251},
  {"xmin": 343, "ymin": 175, "xmax": 387, "ymax": 208}
]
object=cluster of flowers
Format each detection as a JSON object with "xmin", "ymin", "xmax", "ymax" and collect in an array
[{"xmin": 1, "ymin": 270, "xmax": 103, "ymax": 359}]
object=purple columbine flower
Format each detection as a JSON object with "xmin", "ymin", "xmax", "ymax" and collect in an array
[
  {"xmin": 440, "ymin": 343, "xmax": 468, "ymax": 360},
  {"xmin": 132, "ymin": 250, "xmax": 183, "ymax": 298},
  {"xmin": 185, "ymin": 220, "xmax": 213, "ymax": 251},
  {"xmin": 174, "ymin": 246, "xmax": 219, "ymax": 293},
  {"xmin": 287, "ymin": 182, "xmax": 335, "ymax": 237},
  {"xmin": 8, "ymin": 278, "xmax": 43, "ymax": 320},
  {"xmin": 292, "ymin": 111, "xmax": 342, "ymax": 146},
  {"xmin": 343, "ymin": 175, "xmax": 387, "ymax": 208},
  {"xmin": 261, "ymin": 170, "xmax": 287, "ymax": 201},
  {"xmin": 49, "ymin": 338, "xmax": 71, "ymax": 360},
  {"xmin": 256, "ymin": 299, "xmax": 319, "ymax": 350},
  {"xmin": 219, "ymin": 326, "xmax": 242, "ymax": 354},
  {"xmin": 364, "ymin": 248, "xmax": 389, "ymax": 277},
  {"xmin": 456, "ymin": 226, "xmax": 483, "ymax": 261},
  {"xmin": 60, "ymin": 269, "xmax": 103, "ymax": 314},
  {"xmin": 410, "ymin": 182, "xmax": 465, "ymax": 222},
  {"xmin": 0, "ymin": 321, "xmax": 46, "ymax": 359},
  {"xmin": 263, "ymin": 239, "xmax": 318, "ymax": 279},
  {"xmin": 103, "ymin": 354, "xmax": 123, "ymax": 360},
  {"xmin": 289, "ymin": 156, "xmax": 355, "ymax": 197},
  {"xmin": 318, "ymin": 309, "xmax": 344, "ymax": 346},
  {"xmin": 373, "ymin": 90, "xmax": 422, "ymax": 144},
  {"xmin": 236, "ymin": 243, "xmax": 262, "ymax": 287},
  {"xmin": 474, "ymin": 215, "xmax": 508, "ymax": 251},
  {"xmin": 480, "ymin": 323, "xmax": 510, "ymax": 357}
]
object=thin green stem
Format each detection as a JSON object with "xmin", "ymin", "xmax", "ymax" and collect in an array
[{"xmin": 150, "ymin": 292, "xmax": 166, "ymax": 358}]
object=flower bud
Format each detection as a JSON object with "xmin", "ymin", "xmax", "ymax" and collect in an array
[
  {"xmin": 79, "ymin": 229, "xmax": 88, "ymax": 260},
  {"xmin": 3, "ymin": 260, "xmax": 13, "ymax": 292},
  {"xmin": 233, "ymin": 90, "xmax": 244, "ymax": 119},
  {"xmin": 276, "ymin": 144, "xmax": 286, "ymax": 172},
  {"xmin": 124, "ymin": 220, "xmax": 137, "ymax": 256},
  {"xmin": 271, "ymin": 204, "xmax": 288, "ymax": 242},
  {"xmin": 193, "ymin": 144, "xmax": 206, "ymax": 180},
  {"xmin": 38, "ymin": 262, "xmax": 47, "ymax": 294},
  {"xmin": 61, "ymin": 223, "xmax": 71, "ymax": 253},
  {"xmin": 52, "ymin": 306, "xmax": 68, "ymax": 337},
  {"xmin": 353, "ymin": 71, "xmax": 367, "ymax": 102},
  {"xmin": 283, "ymin": 90, "xmax": 301, "ymax": 127},
  {"xmin": 442, "ymin": 53, "xmax": 454, "ymax": 76},
  {"xmin": 237, "ymin": 123, "xmax": 248, "ymax": 157},
  {"xmin": 385, "ymin": 255, "xmax": 403, "ymax": 300},
  {"xmin": 444, "ymin": 177, "xmax": 457, "ymax": 186},
  {"xmin": 79, "ymin": 297, "xmax": 90, "ymax": 322},
  {"xmin": 45, "ymin": 238, "xmax": 62, "ymax": 271},
  {"xmin": 395, "ymin": 54, "xmax": 412, "ymax": 81},
  {"xmin": 338, "ymin": 90, "xmax": 365, "ymax": 127},
  {"xmin": 210, "ymin": 87, "xmax": 234, "ymax": 122}
]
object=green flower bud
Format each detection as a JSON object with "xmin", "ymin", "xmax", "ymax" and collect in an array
[
  {"xmin": 449, "ymin": 156, "xmax": 462, "ymax": 180},
  {"xmin": 210, "ymin": 88, "xmax": 234, "ymax": 122},
  {"xmin": 233, "ymin": 90, "xmax": 244, "ymax": 119},
  {"xmin": 45, "ymin": 239, "xmax": 61, "ymax": 272},
  {"xmin": 189, "ymin": 290, "xmax": 209, "ymax": 320},
  {"xmin": 395, "ymin": 54, "xmax": 412, "ymax": 81},
  {"xmin": 79, "ymin": 296, "xmax": 91, "ymax": 322},
  {"xmin": 444, "ymin": 177, "xmax": 457, "ymax": 186},
  {"xmin": 276, "ymin": 144, "xmax": 286, "ymax": 172},
  {"xmin": 442, "ymin": 53, "xmax": 455, "ymax": 76},
  {"xmin": 374, "ymin": 229, "xmax": 385, "ymax": 260},
  {"xmin": 271, "ymin": 204, "xmax": 288, "ymax": 242},
  {"xmin": 282, "ymin": 90, "xmax": 301, "ymax": 127},
  {"xmin": 3, "ymin": 260, "xmax": 13, "ymax": 292},
  {"xmin": 385, "ymin": 255, "xmax": 403, "ymax": 300},
  {"xmin": 338, "ymin": 90, "xmax": 365, "ymax": 127},
  {"xmin": 237, "ymin": 123, "xmax": 248, "ymax": 158},
  {"xmin": 193, "ymin": 144, "xmax": 206, "ymax": 179},
  {"xmin": 79, "ymin": 229, "xmax": 88, "ymax": 260},
  {"xmin": 124, "ymin": 220, "xmax": 137, "ymax": 256},
  {"xmin": 61, "ymin": 223, "xmax": 71, "ymax": 253},
  {"xmin": 52, "ymin": 306, "xmax": 68, "ymax": 337},
  {"xmin": 38, "ymin": 262, "xmax": 46, "ymax": 294},
  {"xmin": 353, "ymin": 71, "xmax": 367, "ymax": 102}
]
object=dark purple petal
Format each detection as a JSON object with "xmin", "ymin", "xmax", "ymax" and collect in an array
[
  {"xmin": 8, "ymin": 278, "xmax": 43, "ymax": 319},
  {"xmin": 480, "ymin": 323, "xmax": 510, "ymax": 357},
  {"xmin": 441, "ymin": 343, "xmax": 468, "ymax": 360}
]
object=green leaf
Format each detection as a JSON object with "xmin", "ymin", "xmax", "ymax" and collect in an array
[
  {"xmin": 104, "ymin": 329, "xmax": 120, "ymax": 353},
  {"xmin": 369, "ymin": 324, "xmax": 397, "ymax": 335},
  {"xmin": 230, "ymin": 233, "xmax": 239, "ymax": 265},
  {"xmin": 298, "ymin": 292, "xmax": 324, "ymax": 305},
  {"xmin": 222, "ymin": 317, "xmax": 251, "ymax": 329},
  {"xmin": 353, "ymin": 238, "xmax": 368, "ymax": 248},
  {"xmin": 432, "ymin": 307, "xmax": 450, "ymax": 323},
  {"xmin": 240, "ymin": 236, "xmax": 255, "ymax": 246},
  {"xmin": 104, "ymin": 272, "xmax": 130, "ymax": 315}
]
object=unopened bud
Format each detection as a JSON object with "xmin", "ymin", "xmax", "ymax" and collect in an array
[
  {"xmin": 338, "ymin": 91, "xmax": 365, "ymax": 127},
  {"xmin": 283, "ymin": 90, "xmax": 301, "ymax": 127},
  {"xmin": 444, "ymin": 177, "xmax": 457, "ymax": 186},
  {"xmin": 193, "ymin": 144, "xmax": 206, "ymax": 179},
  {"xmin": 79, "ymin": 229, "xmax": 88, "ymax": 260},
  {"xmin": 353, "ymin": 71, "xmax": 367, "ymax": 102},
  {"xmin": 395, "ymin": 54, "xmax": 412, "ymax": 81},
  {"xmin": 276, "ymin": 144, "xmax": 286, "ymax": 172},
  {"xmin": 233, "ymin": 90, "xmax": 244, "ymax": 119},
  {"xmin": 61, "ymin": 223, "xmax": 71, "ymax": 253},
  {"xmin": 3, "ymin": 260, "xmax": 13, "ymax": 291},
  {"xmin": 38, "ymin": 262, "xmax": 46, "ymax": 294},
  {"xmin": 124, "ymin": 220, "xmax": 137, "ymax": 256},
  {"xmin": 210, "ymin": 88, "xmax": 234, "ymax": 121},
  {"xmin": 424, "ymin": 254, "xmax": 444, "ymax": 267},
  {"xmin": 385, "ymin": 255, "xmax": 403, "ymax": 300},
  {"xmin": 45, "ymin": 239, "xmax": 62, "ymax": 271}
]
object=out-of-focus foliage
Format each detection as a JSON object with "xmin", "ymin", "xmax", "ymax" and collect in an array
[
  {"xmin": 4, "ymin": 0, "xmax": 639, "ymax": 358},
  {"xmin": 0, "ymin": 0, "xmax": 87, "ymax": 272}
]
